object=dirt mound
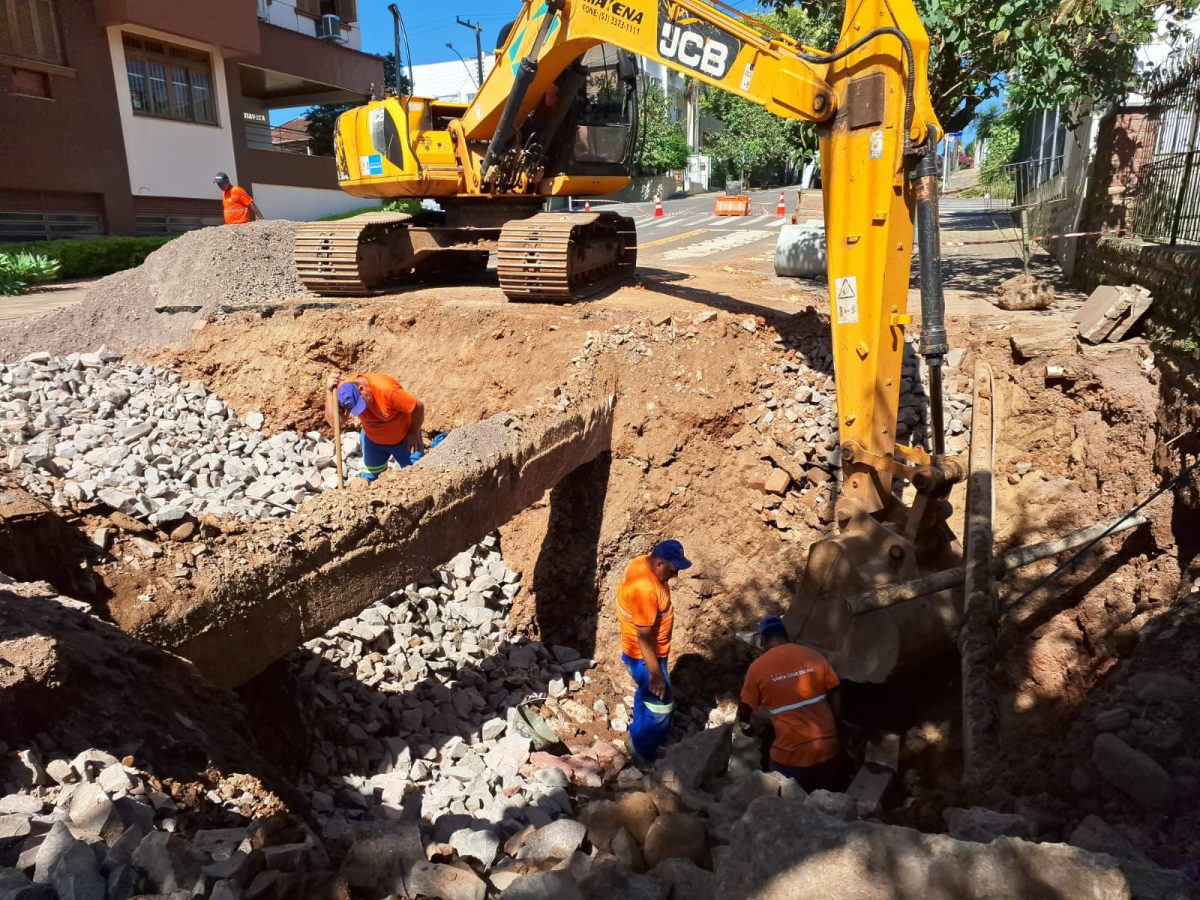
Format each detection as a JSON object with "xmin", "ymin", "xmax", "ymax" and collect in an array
[
  {"xmin": 0, "ymin": 576, "xmax": 287, "ymax": 795},
  {"xmin": 0, "ymin": 221, "xmax": 311, "ymax": 359}
]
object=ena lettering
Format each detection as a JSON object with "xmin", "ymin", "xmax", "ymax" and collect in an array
[{"xmin": 590, "ymin": 0, "xmax": 645, "ymax": 25}]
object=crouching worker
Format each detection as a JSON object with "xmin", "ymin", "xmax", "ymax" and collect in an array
[
  {"xmin": 738, "ymin": 616, "xmax": 846, "ymax": 792},
  {"xmin": 324, "ymin": 373, "xmax": 443, "ymax": 481}
]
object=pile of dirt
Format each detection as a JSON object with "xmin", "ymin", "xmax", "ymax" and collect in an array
[
  {"xmin": 0, "ymin": 576, "xmax": 289, "ymax": 799},
  {"xmin": 0, "ymin": 221, "xmax": 311, "ymax": 359}
]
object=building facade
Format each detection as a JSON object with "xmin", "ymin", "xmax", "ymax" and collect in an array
[{"xmin": 0, "ymin": 0, "xmax": 384, "ymax": 240}]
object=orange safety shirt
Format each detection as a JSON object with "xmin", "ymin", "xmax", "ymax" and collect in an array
[
  {"xmin": 353, "ymin": 372, "xmax": 418, "ymax": 445},
  {"xmin": 222, "ymin": 186, "xmax": 255, "ymax": 225},
  {"xmin": 617, "ymin": 555, "xmax": 673, "ymax": 660},
  {"xmin": 740, "ymin": 643, "xmax": 840, "ymax": 768}
]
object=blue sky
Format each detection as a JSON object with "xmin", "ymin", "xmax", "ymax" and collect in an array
[{"xmin": 361, "ymin": 0, "xmax": 767, "ymax": 64}]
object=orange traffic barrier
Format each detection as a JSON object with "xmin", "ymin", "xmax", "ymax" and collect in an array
[
  {"xmin": 584, "ymin": 199, "xmax": 591, "ymax": 212},
  {"xmin": 713, "ymin": 195, "xmax": 751, "ymax": 216},
  {"xmin": 776, "ymin": 190, "xmax": 787, "ymax": 215}
]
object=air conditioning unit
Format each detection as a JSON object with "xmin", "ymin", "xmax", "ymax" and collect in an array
[{"xmin": 317, "ymin": 14, "xmax": 342, "ymax": 41}]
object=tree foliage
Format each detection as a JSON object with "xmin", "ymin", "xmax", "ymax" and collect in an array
[
  {"xmin": 635, "ymin": 81, "xmax": 689, "ymax": 175},
  {"xmin": 700, "ymin": 8, "xmax": 838, "ymax": 179},
  {"xmin": 304, "ymin": 54, "xmax": 409, "ymax": 157},
  {"xmin": 766, "ymin": 0, "xmax": 1200, "ymax": 133}
]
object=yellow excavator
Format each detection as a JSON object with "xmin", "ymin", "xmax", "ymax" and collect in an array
[{"xmin": 296, "ymin": 0, "xmax": 991, "ymax": 687}]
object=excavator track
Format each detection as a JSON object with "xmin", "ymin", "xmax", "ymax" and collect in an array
[
  {"xmin": 497, "ymin": 211, "xmax": 637, "ymax": 302},
  {"xmin": 293, "ymin": 212, "xmax": 413, "ymax": 296}
]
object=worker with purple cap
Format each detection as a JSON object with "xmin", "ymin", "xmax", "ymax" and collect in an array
[
  {"xmin": 616, "ymin": 539, "xmax": 692, "ymax": 763},
  {"xmin": 323, "ymin": 372, "xmax": 442, "ymax": 481},
  {"xmin": 738, "ymin": 615, "xmax": 845, "ymax": 791}
]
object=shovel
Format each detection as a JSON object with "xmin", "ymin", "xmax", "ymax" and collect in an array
[{"xmin": 331, "ymin": 375, "xmax": 345, "ymax": 489}]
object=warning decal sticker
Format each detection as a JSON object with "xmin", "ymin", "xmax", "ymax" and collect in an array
[{"xmin": 835, "ymin": 275, "xmax": 859, "ymax": 324}]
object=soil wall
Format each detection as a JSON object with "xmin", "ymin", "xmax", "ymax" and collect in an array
[{"xmin": 1070, "ymin": 236, "xmax": 1200, "ymax": 514}]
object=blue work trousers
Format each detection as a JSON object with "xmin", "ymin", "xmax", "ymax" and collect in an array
[
  {"xmin": 361, "ymin": 431, "xmax": 445, "ymax": 478},
  {"xmin": 621, "ymin": 653, "xmax": 675, "ymax": 760}
]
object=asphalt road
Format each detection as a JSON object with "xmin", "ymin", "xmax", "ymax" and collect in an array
[{"xmin": 579, "ymin": 185, "xmax": 804, "ymax": 263}]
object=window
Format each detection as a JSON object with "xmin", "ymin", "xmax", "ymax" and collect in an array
[
  {"xmin": 0, "ymin": 0, "xmax": 63, "ymax": 66},
  {"xmin": 296, "ymin": 0, "xmax": 357, "ymax": 24},
  {"xmin": 123, "ymin": 35, "xmax": 217, "ymax": 125}
]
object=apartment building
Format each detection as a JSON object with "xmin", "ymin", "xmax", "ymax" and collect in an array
[{"xmin": 0, "ymin": 0, "xmax": 383, "ymax": 240}]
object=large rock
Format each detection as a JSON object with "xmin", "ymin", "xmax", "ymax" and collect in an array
[
  {"xmin": 500, "ymin": 871, "xmax": 586, "ymax": 900},
  {"xmin": 46, "ymin": 833, "xmax": 105, "ymax": 900},
  {"xmin": 339, "ymin": 822, "xmax": 424, "ymax": 899},
  {"xmin": 714, "ymin": 797, "xmax": 1132, "ymax": 899},
  {"xmin": 582, "ymin": 792, "xmax": 659, "ymax": 849},
  {"xmin": 642, "ymin": 813, "xmax": 708, "ymax": 868},
  {"xmin": 944, "ymin": 806, "xmax": 1032, "ymax": 843},
  {"xmin": 580, "ymin": 862, "xmax": 666, "ymax": 900},
  {"xmin": 131, "ymin": 830, "xmax": 207, "ymax": 894},
  {"xmin": 648, "ymin": 858, "xmax": 716, "ymax": 900},
  {"xmin": 1092, "ymin": 734, "xmax": 1173, "ymax": 811},
  {"xmin": 407, "ymin": 861, "xmax": 486, "ymax": 900},
  {"xmin": 516, "ymin": 819, "xmax": 586, "ymax": 864},
  {"xmin": 657, "ymin": 726, "xmax": 732, "ymax": 792},
  {"xmin": 1069, "ymin": 816, "xmax": 1192, "ymax": 900}
]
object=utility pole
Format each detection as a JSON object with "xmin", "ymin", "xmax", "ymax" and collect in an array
[{"xmin": 456, "ymin": 16, "xmax": 484, "ymax": 87}]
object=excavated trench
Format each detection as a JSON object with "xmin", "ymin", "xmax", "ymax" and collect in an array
[{"xmin": 2, "ymin": 228, "xmax": 1197, "ymax": 894}]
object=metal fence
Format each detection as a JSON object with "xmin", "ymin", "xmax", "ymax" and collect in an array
[{"xmin": 1129, "ymin": 44, "xmax": 1200, "ymax": 245}]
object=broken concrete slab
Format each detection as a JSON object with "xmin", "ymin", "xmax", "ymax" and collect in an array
[
  {"xmin": 1010, "ymin": 326, "xmax": 1077, "ymax": 360},
  {"xmin": 714, "ymin": 797, "xmax": 1132, "ymax": 899},
  {"xmin": 1075, "ymin": 284, "xmax": 1153, "ymax": 344},
  {"xmin": 108, "ymin": 400, "xmax": 615, "ymax": 687},
  {"xmin": 1092, "ymin": 734, "xmax": 1173, "ymax": 811}
]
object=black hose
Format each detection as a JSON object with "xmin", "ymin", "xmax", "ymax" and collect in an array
[
  {"xmin": 796, "ymin": 27, "xmax": 921, "ymax": 156},
  {"xmin": 1003, "ymin": 452, "xmax": 1200, "ymax": 614}
]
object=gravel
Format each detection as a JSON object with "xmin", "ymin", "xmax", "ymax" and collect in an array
[
  {"xmin": 0, "ymin": 349, "xmax": 357, "ymax": 521},
  {"xmin": 0, "ymin": 221, "xmax": 312, "ymax": 358}
]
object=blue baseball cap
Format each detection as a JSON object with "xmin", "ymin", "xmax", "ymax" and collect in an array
[
  {"xmin": 337, "ymin": 383, "xmax": 367, "ymax": 416},
  {"xmin": 650, "ymin": 539, "xmax": 692, "ymax": 570},
  {"xmin": 759, "ymin": 615, "xmax": 787, "ymax": 637}
]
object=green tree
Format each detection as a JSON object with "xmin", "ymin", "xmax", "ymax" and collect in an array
[
  {"xmin": 766, "ymin": 0, "xmax": 1200, "ymax": 133},
  {"xmin": 304, "ymin": 54, "xmax": 409, "ymax": 157},
  {"xmin": 700, "ymin": 7, "xmax": 838, "ymax": 181},
  {"xmin": 635, "ymin": 81, "xmax": 689, "ymax": 175}
]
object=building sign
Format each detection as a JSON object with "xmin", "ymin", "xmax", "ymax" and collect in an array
[{"xmin": 243, "ymin": 112, "xmax": 268, "ymax": 124}]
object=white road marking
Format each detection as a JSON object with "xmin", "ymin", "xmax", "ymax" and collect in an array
[{"xmin": 661, "ymin": 229, "xmax": 774, "ymax": 260}]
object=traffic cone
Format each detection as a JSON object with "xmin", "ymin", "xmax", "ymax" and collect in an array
[
  {"xmin": 583, "ymin": 199, "xmax": 591, "ymax": 213},
  {"xmin": 776, "ymin": 190, "xmax": 787, "ymax": 216},
  {"xmin": 654, "ymin": 192, "xmax": 664, "ymax": 218}
]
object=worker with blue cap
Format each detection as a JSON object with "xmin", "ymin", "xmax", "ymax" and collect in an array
[
  {"xmin": 616, "ymin": 539, "xmax": 692, "ymax": 763},
  {"xmin": 737, "ymin": 615, "xmax": 846, "ymax": 791},
  {"xmin": 323, "ymin": 372, "xmax": 444, "ymax": 480}
]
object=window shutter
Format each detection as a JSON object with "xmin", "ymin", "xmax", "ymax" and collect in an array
[
  {"xmin": 295, "ymin": 0, "xmax": 320, "ymax": 16},
  {"xmin": 337, "ymin": 0, "xmax": 357, "ymax": 25},
  {"xmin": 12, "ymin": 0, "xmax": 36, "ymax": 60},
  {"xmin": 32, "ymin": 0, "xmax": 60, "ymax": 63}
]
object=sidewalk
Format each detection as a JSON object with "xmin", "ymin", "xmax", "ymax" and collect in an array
[{"xmin": 0, "ymin": 278, "xmax": 97, "ymax": 321}]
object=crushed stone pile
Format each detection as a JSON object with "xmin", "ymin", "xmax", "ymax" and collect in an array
[
  {"xmin": 0, "ymin": 221, "xmax": 312, "ymax": 358},
  {"xmin": 0, "ymin": 349, "xmax": 362, "ymax": 525},
  {"xmin": 290, "ymin": 536, "xmax": 639, "ymax": 847}
]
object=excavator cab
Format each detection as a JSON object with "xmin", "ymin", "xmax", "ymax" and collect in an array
[{"xmin": 560, "ymin": 46, "xmax": 639, "ymax": 178}]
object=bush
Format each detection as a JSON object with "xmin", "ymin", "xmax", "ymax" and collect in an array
[
  {"xmin": 0, "ymin": 236, "xmax": 174, "ymax": 280},
  {"xmin": 0, "ymin": 251, "xmax": 61, "ymax": 296}
]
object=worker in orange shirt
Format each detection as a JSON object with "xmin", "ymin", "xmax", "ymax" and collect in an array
[
  {"xmin": 214, "ymin": 172, "xmax": 263, "ymax": 225},
  {"xmin": 738, "ymin": 616, "xmax": 846, "ymax": 792},
  {"xmin": 324, "ymin": 373, "xmax": 442, "ymax": 481},
  {"xmin": 617, "ymin": 540, "xmax": 691, "ymax": 762}
]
